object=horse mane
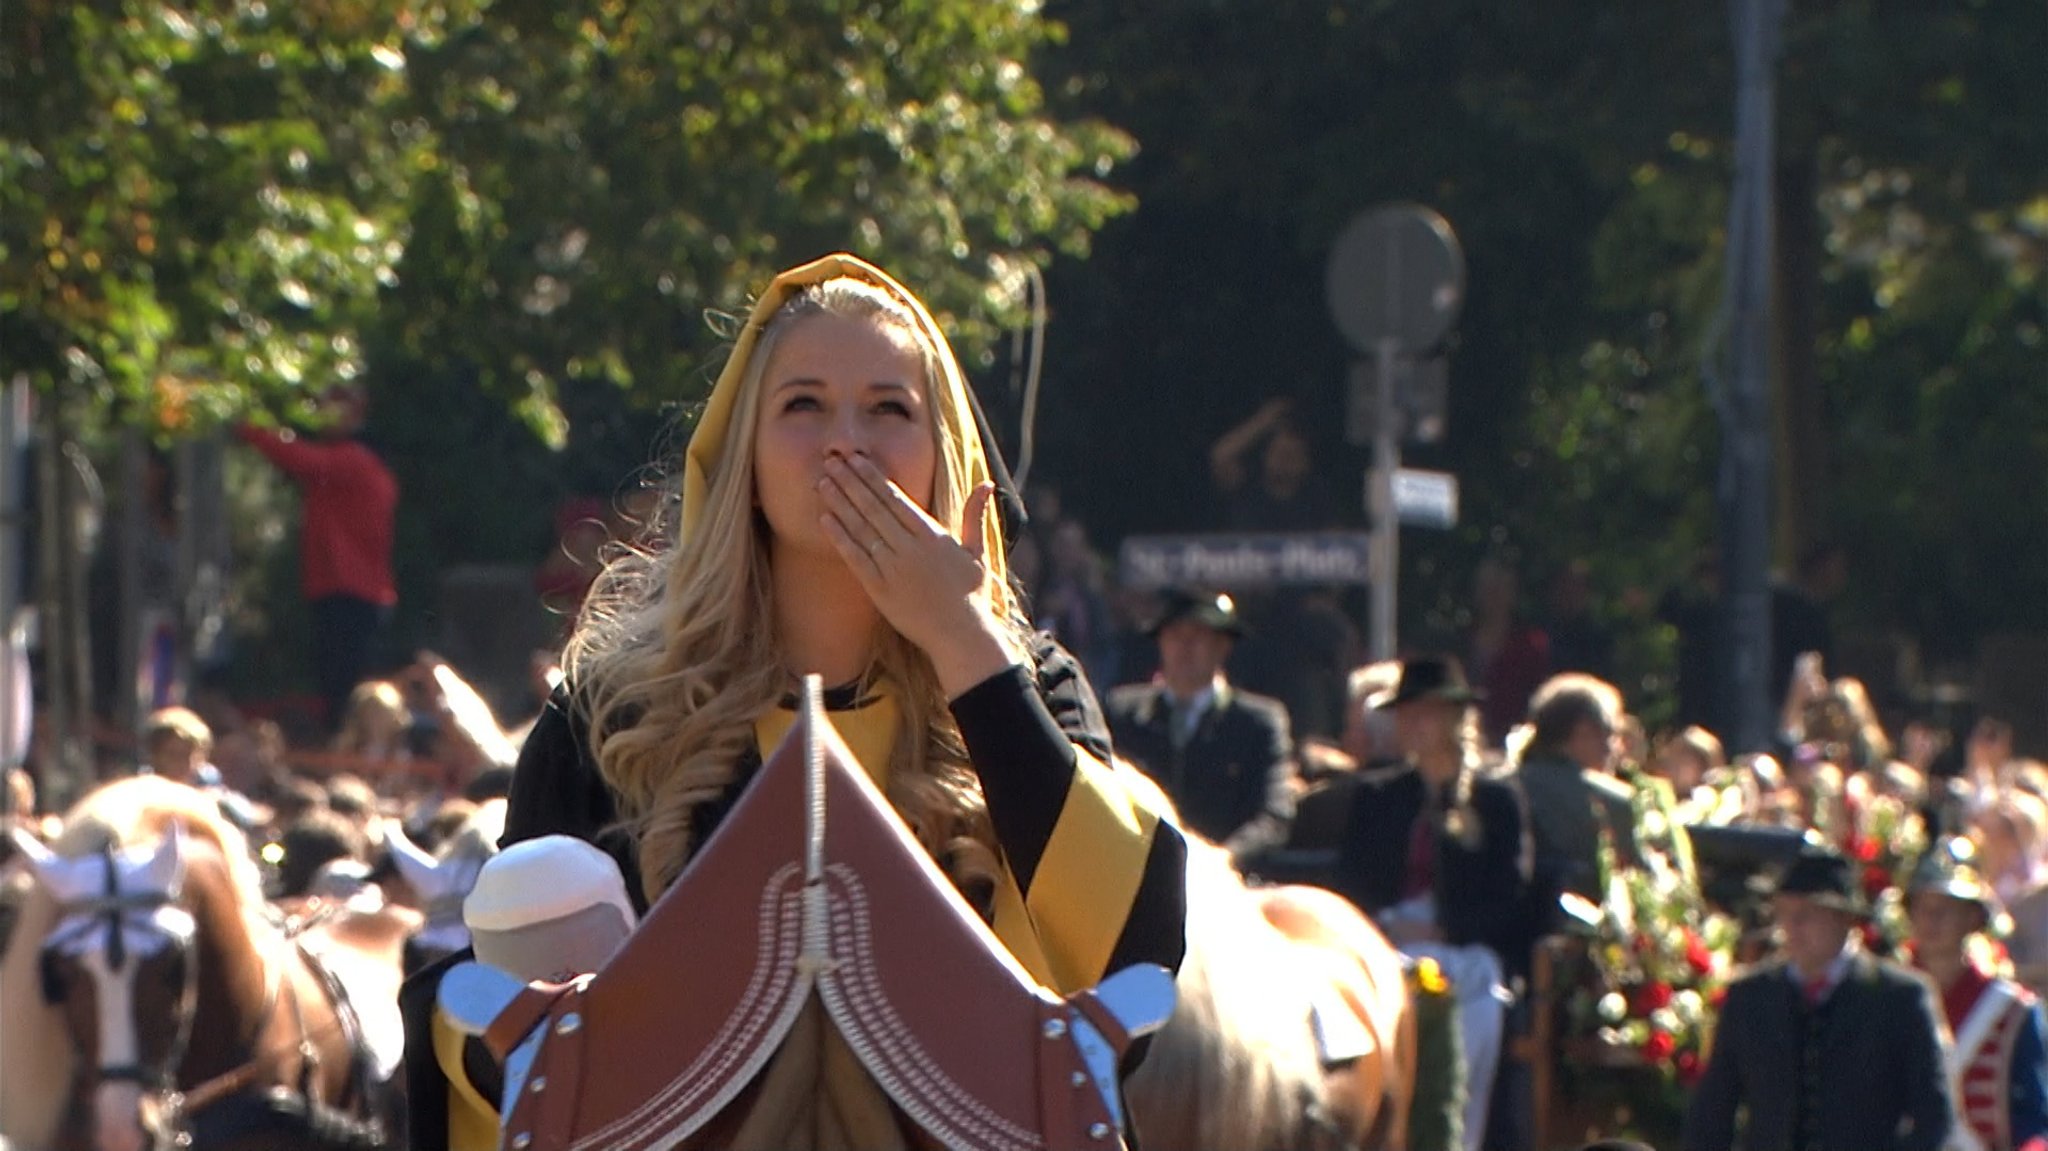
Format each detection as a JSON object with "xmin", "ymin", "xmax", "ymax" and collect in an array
[
  {"xmin": 0, "ymin": 776, "xmax": 268, "ymax": 1148},
  {"xmin": 56, "ymin": 775, "xmax": 267, "ymax": 911},
  {"xmin": 1125, "ymin": 836, "xmax": 1330, "ymax": 1151}
]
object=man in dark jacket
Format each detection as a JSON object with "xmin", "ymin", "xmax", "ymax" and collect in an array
[
  {"xmin": 1513, "ymin": 672, "xmax": 1641, "ymax": 903},
  {"xmin": 1107, "ymin": 590, "xmax": 1295, "ymax": 863},
  {"xmin": 1683, "ymin": 844, "xmax": 1953, "ymax": 1151},
  {"xmin": 1329, "ymin": 655, "xmax": 1533, "ymax": 1151}
]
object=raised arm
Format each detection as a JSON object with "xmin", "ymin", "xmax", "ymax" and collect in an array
[
  {"xmin": 1208, "ymin": 397, "xmax": 1292, "ymax": 493},
  {"xmin": 233, "ymin": 424, "xmax": 336, "ymax": 484}
]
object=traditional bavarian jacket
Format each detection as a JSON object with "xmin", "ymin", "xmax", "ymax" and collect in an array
[
  {"xmin": 399, "ymin": 634, "xmax": 1189, "ymax": 1151},
  {"xmin": 1936, "ymin": 961, "xmax": 2048, "ymax": 1151}
]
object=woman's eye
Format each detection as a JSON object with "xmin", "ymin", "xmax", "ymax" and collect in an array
[
  {"xmin": 782, "ymin": 395, "xmax": 821, "ymax": 413},
  {"xmin": 875, "ymin": 400, "xmax": 912, "ymax": 418}
]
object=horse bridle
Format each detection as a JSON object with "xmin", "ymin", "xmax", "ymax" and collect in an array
[
  {"xmin": 40, "ymin": 844, "xmax": 330, "ymax": 1143},
  {"xmin": 39, "ymin": 843, "xmax": 202, "ymax": 1095}
]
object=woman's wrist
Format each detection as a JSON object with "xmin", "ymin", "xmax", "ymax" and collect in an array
[{"xmin": 922, "ymin": 607, "xmax": 1018, "ymax": 700}]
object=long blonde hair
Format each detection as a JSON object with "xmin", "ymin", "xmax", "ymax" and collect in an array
[{"xmin": 566, "ymin": 264, "xmax": 1024, "ymax": 903}]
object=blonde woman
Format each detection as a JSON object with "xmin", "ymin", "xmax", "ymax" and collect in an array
[
  {"xmin": 331, "ymin": 678, "xmax": 413, "ymax": 768},
  {"xmin": 398, "ymin": 255, "xmax": 1188, "ymax": 1150}
]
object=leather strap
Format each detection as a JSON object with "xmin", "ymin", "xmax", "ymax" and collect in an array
[
  {"xmin": 485, "ymin": 983, "xmax": 572, "ymax": 1064},
  {"xmin": 1067, "ymin": 991, "xmax": 1132, "ymax": 1057}
]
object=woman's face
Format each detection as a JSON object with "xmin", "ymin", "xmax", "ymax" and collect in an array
[{"xmin": 753, "ymin": 312, "xmax": 939, "ymax": 557}]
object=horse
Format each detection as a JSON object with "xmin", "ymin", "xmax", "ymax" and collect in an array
[
  {"xmin": 278, "ymin": 879, "xmax": 420, "ymax": 1136},
  {"xmin": 0, "ymin": 776, "xmax": 389, "ymax": 1151},
  {"xmin": 1124, "ymin": 819, "xmax": 1419, "ymax": 1151}
]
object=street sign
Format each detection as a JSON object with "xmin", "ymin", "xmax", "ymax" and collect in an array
[
  {"xmin": 1118, "ymin": 533, "xmax": 1375, "ymax": 590},
  {"xmin": 1392, "ymin": 468, "xmax": 1459, "ymax": 529},
  {"xmin": 1325, "ymin": 205, "xmax": 1466, "ymax": 355},
  {"xmin": 1346, "ymin": 355, "xmax": 1449, "ymax": 446},
  {"xmin": 1325, "ymin": 204, "xmax": 1467, "ymax": 660}
]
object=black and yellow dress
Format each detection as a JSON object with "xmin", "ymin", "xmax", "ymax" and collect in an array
[{"xmin": 398, "ymin": 634, "xmax": 1188, "ymax": 1151}]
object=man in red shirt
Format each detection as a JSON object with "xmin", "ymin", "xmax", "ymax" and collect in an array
[{"xmin": 235, "ymin": 383, "xmax": 398, "ymax": 729}]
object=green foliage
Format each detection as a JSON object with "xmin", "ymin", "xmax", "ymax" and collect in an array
[
  {"xmin": 383, "ymin": 0, "xmax": 1135, "ymax": 442},
  {"xmin": 0, "ymin": 0, "xmax": 473, "ymax": 427},
  {"xmin": 1035, "ymin": 0, "xmax": 2048, "ymax": 711}
]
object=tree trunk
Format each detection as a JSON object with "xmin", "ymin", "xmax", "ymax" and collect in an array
[
  {"xmin": 36, "ymin": 387, "xmax": 96, "ymax": 808},
  {"xmin": 1772, "ymin": 154, "xmax": 1827, "ymax": 569}
]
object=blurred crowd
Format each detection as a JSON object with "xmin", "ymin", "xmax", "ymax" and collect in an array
[{"xmin": 2, "ymin": 388, "xmax": 2037, "ymax": 1151}]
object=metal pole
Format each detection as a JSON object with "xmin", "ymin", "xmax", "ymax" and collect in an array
[
  {"xmin": 119, "ymin": 428, "xmax": 144, "ymax": 729},
  {"xmin": 1370, "ymin": 338, "xmax": 1402, "ymax": 660},
  {"xmin": 1718, "ymin": 0, "xmax": 1785, "ymax": 753},
  {"xmin": 0, "ymin": 377, "xmax": 23, "ymax": 774}
]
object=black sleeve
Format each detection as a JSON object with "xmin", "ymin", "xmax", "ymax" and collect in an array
[
  {"xmin": 1103, "ymin": 823, "xmax": 1188, "ymax": 979},
  {"xmin": 503, "ymin": 687, "xmax": 644, "ymax": 914},
  {"xmin": 950, "ymin": 634, "xmax": 1187, "ymax": 983},
  {"xmin": 1033, "ymin": 632, "xmax": 1115, "ymax": 761},
  {"xmin": 949, "ymin": 634, "xmax": 1106, "ymax": 892},
  {"xmin": 398, "ymin": 950, "xmax": 459, "ymax": 1151}
]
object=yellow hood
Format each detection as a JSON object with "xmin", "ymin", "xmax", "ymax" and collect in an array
[{"xmin": 680, "ymin": 253, "xmax": 1008, "ymax": 582}]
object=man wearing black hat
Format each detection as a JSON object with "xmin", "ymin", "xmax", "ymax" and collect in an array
[
  {"xmin": 1106, "ymin": 590, "xmax": 1296, "ymax": 863},
  {"xmin": 1683, "ymin": 844, "xmax": 1953, "ymax": 1151},
  {"xmin": 1330, "ymin": 654, "xmax": 1534, "ymax": 1151},
  {"xmin": 1906, "ymin": 840, "xmax": 2048, "ymax": 1151}
]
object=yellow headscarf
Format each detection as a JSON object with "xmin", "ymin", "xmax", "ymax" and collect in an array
[{"xmin": 679, "ymin": 253, "xmax": 1009, "ymax": 587}]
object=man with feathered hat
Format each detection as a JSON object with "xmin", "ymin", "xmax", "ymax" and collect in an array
[{"xmin": 1906, "ymin": 838, "xmax": 2048, "ymax": 1151}]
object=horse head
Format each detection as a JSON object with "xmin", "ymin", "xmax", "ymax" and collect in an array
[
  {"xmin": 11, "ymin": 824, "xmax": 197, "ymax": 1151},
  {"xmin": 1124, "ymin": 835, "xmax": 1418, "ymax": 1151}
]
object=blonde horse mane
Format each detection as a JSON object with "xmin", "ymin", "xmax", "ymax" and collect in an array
[
  {"xmin": 1125, "ymin": 834, "xmax": 1416, "ymax": 1151},
  {"xmin": 1, "ymin": 776, "xmax": 269, "ymax": 1148}
]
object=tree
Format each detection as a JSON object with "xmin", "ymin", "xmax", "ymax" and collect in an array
[
  {"xmin": 1033, "ymin": 0, "xmax": 2048, "ymax": 723},
  {"xmin": 383, "ymin": 0, "xmax": 1135, "ymax": 443},
  {"xmin": 359, "ymin": 0, "xmax": 1138, "ymax": 677},
  {"xmin": 0, "ymin": 0, "xmax": 463, "ymax": 427},
  {"xmin": 3, "ymin": 0, "xmax": 467, "ymax": 798},
  {"xmin": 5, "ymin": 0, "xmax": 1138, "ymax": 778}
]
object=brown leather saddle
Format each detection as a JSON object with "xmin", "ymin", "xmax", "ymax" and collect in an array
[{"xmin": 440, "ymin": 678, "xmax": 1174, "ymax": 1151}]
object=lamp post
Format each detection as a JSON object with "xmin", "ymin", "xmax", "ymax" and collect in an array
[{"xmin": 1711, "ymin": 0, "xmax": 1787, "ymax": 754}]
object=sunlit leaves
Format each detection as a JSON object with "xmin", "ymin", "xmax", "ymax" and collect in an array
[
  {"xmin": 388, "ymin": 0, "xmax": 1135, "ymax": 424},
  {"xmin": 2, "ymin": 0, "xmax": 457, "ymax": 436}
]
